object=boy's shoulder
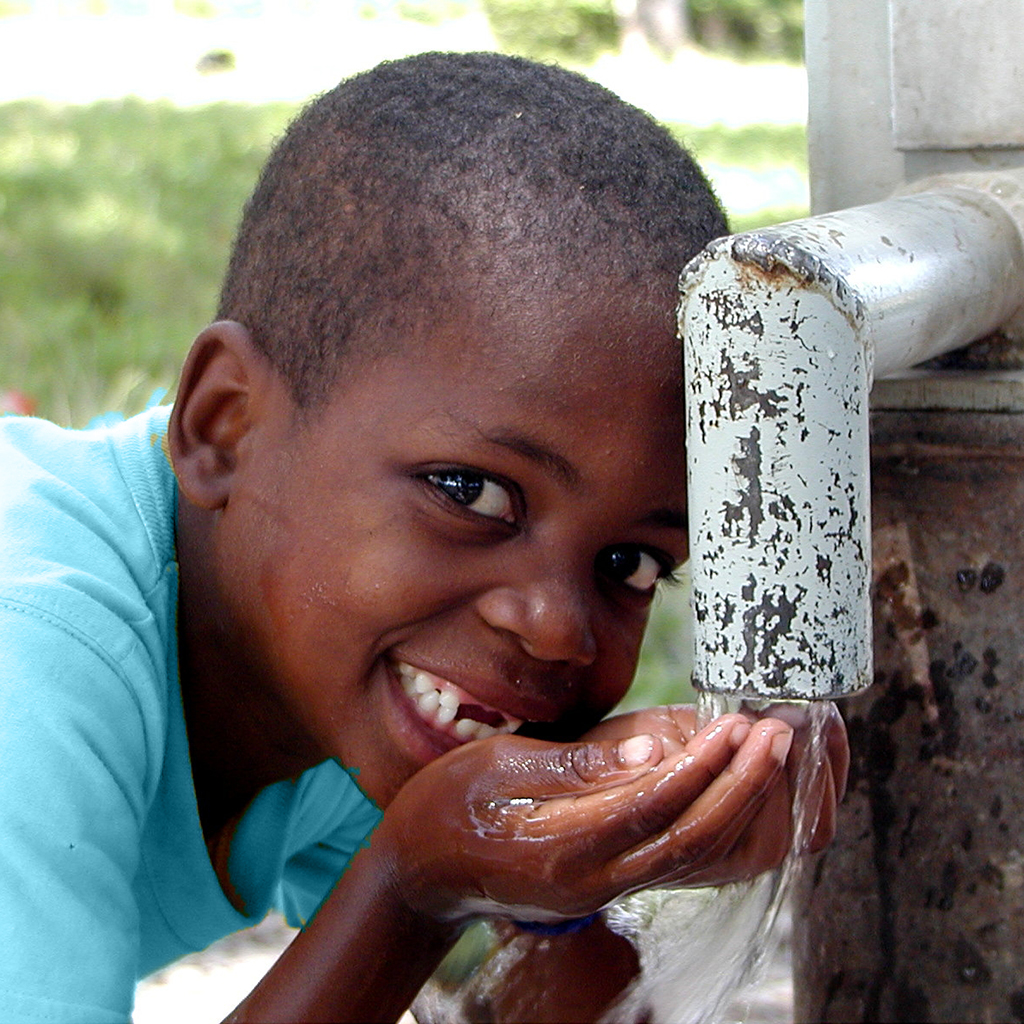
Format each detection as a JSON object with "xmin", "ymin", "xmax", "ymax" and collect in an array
[
  {"xmin": 1, "ymin": 405, "xmax": 176, "ymax": 570},
  {"xmin": 0, "ymin": 402, "xmax": 173, "ymax": 493},
  {"xmin": 0, "ymin": 406, "xmax": 178, "ymax": 653}
]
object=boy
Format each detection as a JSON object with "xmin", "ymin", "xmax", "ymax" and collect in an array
[{"xmin": 0, "ymin": 52, "xmax": 846, "ymax": 1022}]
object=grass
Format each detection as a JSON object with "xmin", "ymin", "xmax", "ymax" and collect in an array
[
  {"xmin": 0, "ymin": 99, "xmax": 294, "ymax": 424},
  {"xmin": 670, "ymin": 121, "xmax": 808, "ymax": 231},
  {"xmin": 673, "ymin": 121, "xmax": 807, "ymax": 172},
  {"xmin": 0, "ymin": 99, "xmax": 807, "ymax": 425},
  {"xmin": 0, "ymin": 100, "xmax": 806, "ymax": 703}
]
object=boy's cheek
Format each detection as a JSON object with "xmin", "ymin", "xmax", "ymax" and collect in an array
[{"xmin": 590, "ymin": 614, "xmax": 651, "ymax": 705}]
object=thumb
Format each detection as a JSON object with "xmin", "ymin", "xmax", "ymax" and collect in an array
[{"xmin": 503, "ymin": 733, "xmax": 664, "ymax": 796}]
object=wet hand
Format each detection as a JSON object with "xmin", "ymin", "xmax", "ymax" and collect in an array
[
  {"xmin": 372, "ymin": 708, "xmax": 798, "ymax": 926},
  {"xmin": 589, "ymin": 701, "xmax": 849, "ymax": 866}
]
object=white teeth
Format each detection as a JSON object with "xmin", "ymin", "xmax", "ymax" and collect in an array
[
  {"xmin": 453, "ymin": 718, "xmax": 478, "ymax": 739},
  {"xmin": 395, "ymin": 661, "xmax": 522, "ymax": 744},
  {"xmin": 452, "ymin": 717, "xmax": 499, "ymax": 742}
]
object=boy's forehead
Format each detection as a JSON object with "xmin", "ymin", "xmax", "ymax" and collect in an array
[
  {"xmin": 343, "ymin": 288, "xmax": 686, "ymax": 453},
  {"xmin": 414, "ymin": 269, "xmax": 681, "ymax": 376},
  {"xmin": 295, "ymin": 275, "xmax": 688, "ymax": 500}
]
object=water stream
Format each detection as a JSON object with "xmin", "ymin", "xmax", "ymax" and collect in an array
[
  {"xmin": 600, "ymin": 696, "xmax": 834, "ymax": 1024},
  {"xmin": 413, "ymin": 697, "xmax": 836, "ymax": 1024}
]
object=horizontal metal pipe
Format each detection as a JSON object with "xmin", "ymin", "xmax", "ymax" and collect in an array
[{"xmin": 680, "ymin": 172, "xmax": 1024, "ymax": 699}]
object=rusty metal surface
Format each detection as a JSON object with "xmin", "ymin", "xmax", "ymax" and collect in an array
[
  {"xmin": 793, "ymin": 407, "xmax": 1024, "ymax": 1022},
  {"xmin": 872, "ymin": 369, "xmax": 1024, "ymax": 412}
]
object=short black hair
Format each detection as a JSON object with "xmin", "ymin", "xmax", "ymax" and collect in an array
[{"xmin": 217, "ymin": 51, "xmax": 727, "ymax": 405}]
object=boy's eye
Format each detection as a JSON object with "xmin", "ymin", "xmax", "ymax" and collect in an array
[
  {"xmin": 597, "ymin": 546, "xmax": 665, "ymax": 594},
  {"xmin": 426, "ymin": 470, "xmax": 515, "ymax": 523}
]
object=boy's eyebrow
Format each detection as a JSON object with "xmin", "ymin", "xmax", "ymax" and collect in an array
[
  {"xmin": 483, "ymin": 430, "xmax": 581, "ymax": 488},
  {"xmin": 641, "ymin": 507, "xmax": 689, "ymax": 532},
  {"xmin": 482, "ymin": 431, "xmax": 689, "ymax": 532}
]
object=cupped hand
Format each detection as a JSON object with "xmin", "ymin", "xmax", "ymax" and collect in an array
[
  {"xmin": 581, "ymin": 700, "xmax": 849, "ymax": 870},
  {"xmin": 372, "ymin": 707, "xmax": 804, "ymax": 927}
]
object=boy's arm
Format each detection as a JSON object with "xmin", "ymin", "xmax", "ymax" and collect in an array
[
  {"xmin": 461, "ymin": 917, "xmax": 645, "ymax": 1024},
  {"xmin": 225, "ymin": 707, "xmax": 840, "ymax": 1023},
  {"xmin": 225, "ymin": 830, "xmax": 461, "ymax": 1023}
]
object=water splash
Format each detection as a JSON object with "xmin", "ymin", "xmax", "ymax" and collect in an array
[
  {"xmin": 413, "ymin": 697, "xmax": 836, "ymax": 1024},
  {"xmin": 601, "ymin": 695, "xmax": 834, "ymax": 1024}
]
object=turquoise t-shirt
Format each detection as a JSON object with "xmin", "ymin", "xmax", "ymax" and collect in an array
[{"xmin": 0, "ymin": 407, "xmax": 381, "ymax": 1022}]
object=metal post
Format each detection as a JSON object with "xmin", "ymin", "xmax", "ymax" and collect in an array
[
  {"xmin": 779, "ymin": 3, "xmax": 1024, "ymax": 1019},
  {"xmin": 805, "ymin": 0, "xmax": 1024, "ymax": 216},
  {"xmin": 793, "ymin": 385, "xmax": 1024, "ymax": 1022}
]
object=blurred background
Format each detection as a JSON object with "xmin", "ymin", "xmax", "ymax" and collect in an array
[
  {"xmin": 0, "ymin": 4, "xmax": 806, "ymax": 1016},
  {"xmin": 0, "ymin": 0, "xmax": 806, "ymax": 428}
]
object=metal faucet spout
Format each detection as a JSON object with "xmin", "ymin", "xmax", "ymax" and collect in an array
[{"xmin": 679, "ymin": 171, "xmax": 1024, "ymax": 699}]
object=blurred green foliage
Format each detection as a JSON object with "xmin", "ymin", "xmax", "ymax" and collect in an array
[
  {"xmin": 689, "ymin": 0, "xmax": 803, "ymax": 62},
  {"xmin": 0, "ymin": 99, "xmax": 292, "ymax": 425},
  {"xmin": 481, "ymin": 0, "xmax": 619, "ymax": 63},
  {"xmin": 392, "ymin": 0, "xmax": 474, "ymax": 25},
  {"xmin": 670, "ymin": 121, "xmax": 808, "ymax": 232},
  {"xmin": 673, "ymin": 121, "xmax": 806, "ymax": 171},
  {"xmin": 482, "ymin": 0, "xmax": 804, "ymax": 64},
  {"xmin": 624, "ymin": 580, "xmax": 696, "ymax": 709}
]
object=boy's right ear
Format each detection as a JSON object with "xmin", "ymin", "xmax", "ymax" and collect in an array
[{"xmin": 168, "ymin": 320, "xmax": 270, "ymax": 511}]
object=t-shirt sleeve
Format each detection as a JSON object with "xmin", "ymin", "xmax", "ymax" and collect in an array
[
  {"xmin": 274, "ymin": 763, "xmax": 382, "ymax": 930},
  {"xmin": 0, "ymin": 602, "xmax": 152, "ymax": 1022}
]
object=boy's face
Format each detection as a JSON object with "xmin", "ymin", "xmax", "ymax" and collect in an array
[{"xmin": 216, "ymin": 276, "xmax": 689, "ymax": 807}]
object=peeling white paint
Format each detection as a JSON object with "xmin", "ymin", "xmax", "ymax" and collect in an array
[{"xmin": 680, "ymin": 173, "xmax": 1024, "ymax": 698}]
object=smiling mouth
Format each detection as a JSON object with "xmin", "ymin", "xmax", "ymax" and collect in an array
[{"xmin": 395, "ymin": 661, "xmax": 524, "ymax": 743}]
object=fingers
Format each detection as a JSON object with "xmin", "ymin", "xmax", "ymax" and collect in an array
[
  {"xmin": 582, "ymin": 705, "xmax": 700, "ymax": 757},
  {"xmin": 459, "ymin": 715, "xmax": 751, "ymax": 851},
  {"xmin": 612, "ymin": 718, "xmax": 793, "ymax": 884},
  {"xmin": 529, "ymin": 713, "xmax": 755, "ymax": 828},
  {"xmin": 796, "ymin": 705, "xmax": 847, "ymax": 853},
  {"xmin": 808, "ymin": 704, "xmax": 848, "ymax": 852},
  {"xmin": 466, "ymin": 713, "xmax": 798, "ymax": 899},
  {"xmin": 479, "ymin": 733, "xmax": 665, "ymax": 799},
  {"xmin": 671, "ymin": 718, "xmax": 792, "ymax": 842},
  {"xmin": 758, "ymin": 701, "xmax": 848, "ymax": 795},
  {"xmin": 773, "ymin": 702, "xmax": 846, "ymax": 854},
  {"xmin": 678, "ymin": 779, "xmax": 794, "ymax": 888}
]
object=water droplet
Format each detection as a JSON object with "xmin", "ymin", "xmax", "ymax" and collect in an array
[
  {"xmin": 956, "ymin": 568, "xmax": 977, "ymax": 592},
  {"xmin": 979, "ymin": 563, "xmax": 1005, "ymax": 593}
]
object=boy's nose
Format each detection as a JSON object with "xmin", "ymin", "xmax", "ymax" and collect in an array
[{"xmin": 476, "ymin": 577, "xmax": 598, "ymax": 666}]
